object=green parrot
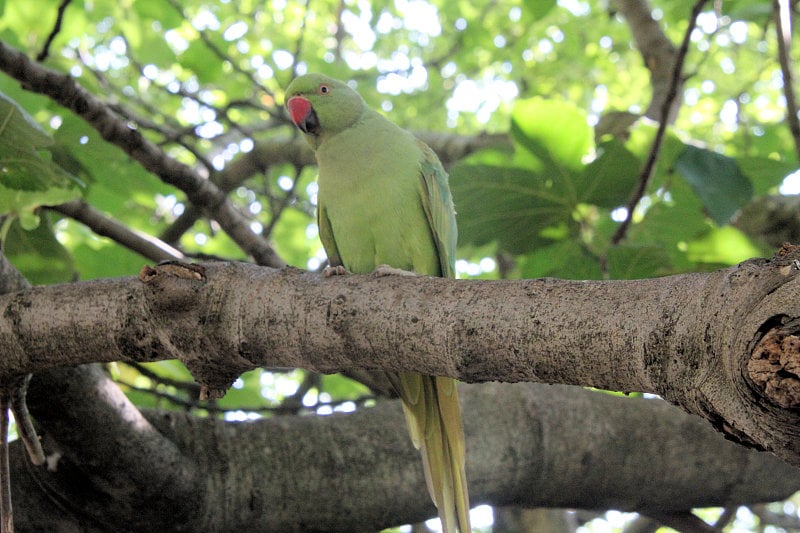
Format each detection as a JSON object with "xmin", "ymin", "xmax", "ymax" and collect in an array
[{"xmin": 285, "ymin": 73, "xmax": 471, "ymax": 532}]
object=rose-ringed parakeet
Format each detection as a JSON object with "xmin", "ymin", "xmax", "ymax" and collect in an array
[{"xmin": 285, "ymin": 73, "xmax": 471, "ymax": 532}]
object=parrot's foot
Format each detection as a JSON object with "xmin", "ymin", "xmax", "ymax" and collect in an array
[
  {"xmin": 323, "ymin": 265, "xmax": 348, "ymax": 277},
  {"xmin": 373, "ymin": 264, "xmax": 418, "ymax": 277}
]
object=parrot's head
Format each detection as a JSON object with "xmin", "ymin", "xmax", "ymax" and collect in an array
[{"xmin": 285, "ymin": 74, "xmax": 365, "ymax": 147}]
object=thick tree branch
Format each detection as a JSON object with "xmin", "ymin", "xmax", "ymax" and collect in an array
[
  {"xmin": 10, "ymin": 381, "xmax": 800, "ymax": 531},
  {"xmin": 20, "ymin": 365, "xmax": 202, "ymax": 531},
  {"xmin": 1, "ymin": 247, "xmax": 800, "ymax": 464},
  {"xmin": 0, "ymin": 40, "xmax": 284, "ymax": 268}
]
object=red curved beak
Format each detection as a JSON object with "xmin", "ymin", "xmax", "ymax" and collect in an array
[{"xmin": 287, "ymin": 96, "xmax": 319, "ymax": 134}]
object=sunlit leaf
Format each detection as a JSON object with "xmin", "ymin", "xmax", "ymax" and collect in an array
[
  {"xmin": 321, "ymin": 374, "xmax": 372, "ymax": 400},
  {"xmin": 511, "ymin": 97, "xmax": 593, "ymax": 173},
  {"xmin": 0, "ymin": 90, "xmax": 67, "ymax": 191},
  {"xmin": 737, "ymin": 156, "xmax": 797, "ymax": 195},
  {"xmin": 686, "ymin": 225, "xmax": 765, "ymax": 265}
]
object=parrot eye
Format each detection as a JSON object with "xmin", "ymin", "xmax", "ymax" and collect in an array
[{"xmin": 318, "ymin": 84, "xmax": 331, "ymax": 95}]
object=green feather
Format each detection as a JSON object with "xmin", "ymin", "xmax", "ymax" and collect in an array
[{"xmin": 286, "ymin": 74, "xmax": 471, "ymax": 532}]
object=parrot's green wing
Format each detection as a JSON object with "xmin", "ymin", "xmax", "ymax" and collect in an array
[
  {"xmin": 317, "ymin": 201, "xmax": 343, "ymax": 268},
  {"xmin": 417, "ymin": 139, "xmax": 458, "ymax": 279}
]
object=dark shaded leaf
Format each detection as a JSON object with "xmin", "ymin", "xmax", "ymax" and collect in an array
[
  {"xmin": 517, "ymin": 240, "xmax": 603, "ymax": 280},
  {"xmin": 579, "ymin": 139, "xmax": 641, "ymax": 208},
  {"xmin": 606, "ymin": 244, "xmax": 672, "ymax": 279},
  {"xmin": 451, "ymin": 155, "xmax": 570, "ymax": 254},
  {"xmin": 674, "ymin": 145, "xmax": 753, "ymax": 225},
  {"xmin": 523, "ymin": 0, "xmax": 557, "ymax": 20},
  {"xmin": 3, "ymin": 214, "xmax": 77, "ymax": 284}
]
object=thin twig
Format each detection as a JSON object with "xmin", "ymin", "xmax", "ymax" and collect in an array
[
  {"xmin": 116, "ymin": 373, "xmax": 375, "ymax": 416},
  {"xmin": 50, "ymin": 200, "xmax": 184, "ymax": 263},
  {"xmin": 9, "ymin": 375, "xmax": 44, "ymax": 466},
  {"xmin": 610, "ymin": 0, "xmax": 709, "ymax": 246},
  {"xmin": 773, "ymin": 0, "xmax": 800, "ymax": 161},
  {"xmin": 36, "ymin": 0, "xmax": 73, "ymax": 62},
  {"xmin": 163, "ymin": 0, "xmax": 282, "ymax": 121}
]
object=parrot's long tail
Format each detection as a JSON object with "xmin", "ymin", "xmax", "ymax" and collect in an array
[{"xmin": 389, "ymin": 372, "xmax": 471, "ymax": 533}]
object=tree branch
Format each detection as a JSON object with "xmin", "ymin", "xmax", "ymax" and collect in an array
[
  {"xmin": 50, "ymin": 200, "xmax": 183, "ymax": 263},
  {"xmin": 36, "ymin": 0, "xmax": 73, "ymax": 62},
  {"xmin": 0, "ymin": 40, "xmax": 285, "ymax": 268},
  {"xmin": 1, "ymin": 247, "xmax": 800, "ymax": 464},
  {"xmin": 11, "ymin": 381, "xmax": 800, "ymax": 531},
  {"xmin": 18, "ymin": 365, "xmax": 203, "ymax": 531},
  {"xmin": 610, "ymin": 0, "xmax": 707, "ymax": 246},
  {"xmin": 614, "ymin": 0, "xmax": 682, "ymax": 121},
  {"xmin": 773, "ymin": 0, "xmax": 800, "ymax": 161}
]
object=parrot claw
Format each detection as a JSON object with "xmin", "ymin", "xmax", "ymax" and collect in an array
[
  {"xmin": 373, "ymin": 264, "xmax": 417, "ymax": 277},
  {"xmin": 323, "ymin": 265, "xmax": 348, "ymax": 277}
]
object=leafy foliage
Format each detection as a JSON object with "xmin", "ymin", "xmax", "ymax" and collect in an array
[{"xmin": 0, "ymin": 91, "xmax": 82, "ymax": 230}]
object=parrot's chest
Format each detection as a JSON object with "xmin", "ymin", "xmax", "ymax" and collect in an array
[
  {"xmin": 316, "ymin": 137, "xmax": 437, "ymax": 275},
  {"xmin": 318, "ymin": 172, "xmax": 418, "ymax": 273}
]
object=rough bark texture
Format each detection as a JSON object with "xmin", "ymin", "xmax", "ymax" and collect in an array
[
  {"xmin": 11, "ymin": 375, "xmax": 800, "ymax": 532},
  {"xmin": 1, "ymin": 247, "xmax": 800, "ymax": 468}
]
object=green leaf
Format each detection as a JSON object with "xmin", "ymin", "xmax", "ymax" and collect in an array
[
  {"xmin": 606, "ymin": 244, "xmax": 673, "ymax": 279},
  {"xmin": 217, "ymin": 369, "xmax": 271, "ymax": 410},
  {"xmin": 674, "ymin": 145, "xmax": 753, "ymax": 225},
  {"xmin": 0, "ymin": 90, "xmax": 56, "ymax": 191},
  {"xmin": 523, "ymin": 0, "xmax": 557, "ymax": 20},
  {"xmin": 685, "ymin": 226, "xmax": 765, "ymax": 265},
  {"xmin": 452, "ymin": 98, "xmax": 596, "ymax": 255},
  {"xmin": 3, "ymin": 215, "xmax": 77, "ymax": 284},
  {"xmin": 133, "ymin": 0, "xmax": 184, "ymax": 30},
  {"xmin": 511, "ymin": 97, "xmax": 593, "ymax": 173},
  {"xmin": 0, "ymin": 181, "xmax": 80, "ymax": 225},
  {"xmin": 517, "ymin": 240, "xmax": 603, "ymax": 280},
  {"xmin": 621, "ymin": 119, "xmax": 686, "ymax": 186},
  {"xmin": 578, "ymin": 139, "xmax": 641, "ymax": 208},
  {"xmin": 181, "ymin": 39, "xmax": 224, "ymax": 84},
  {"xmin": 624, "ymin": 178, "xmax": 706, "ymax": 272},
  {"xmin": 451, "ymin": 155, "xmax": 570, "ymax": 254},
  {"xmin": 321, "ymin": 374, "xmax": 371, "ymax": 400},
  {"xmin": 723, "ymin": 0, "xmax": 773, "ymax": 23},
  {"xmin": 0, "ymin": 91, "xmax": 82, "ymax": 222},
  {"xmin": 737, "ymin": 156, "xmax": 797, "ymax": 195}
]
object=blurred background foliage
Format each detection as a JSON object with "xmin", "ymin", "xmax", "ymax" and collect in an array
[{"xmin": 1, "ymin": 0, "xmax": 800, "ymax": 530}]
